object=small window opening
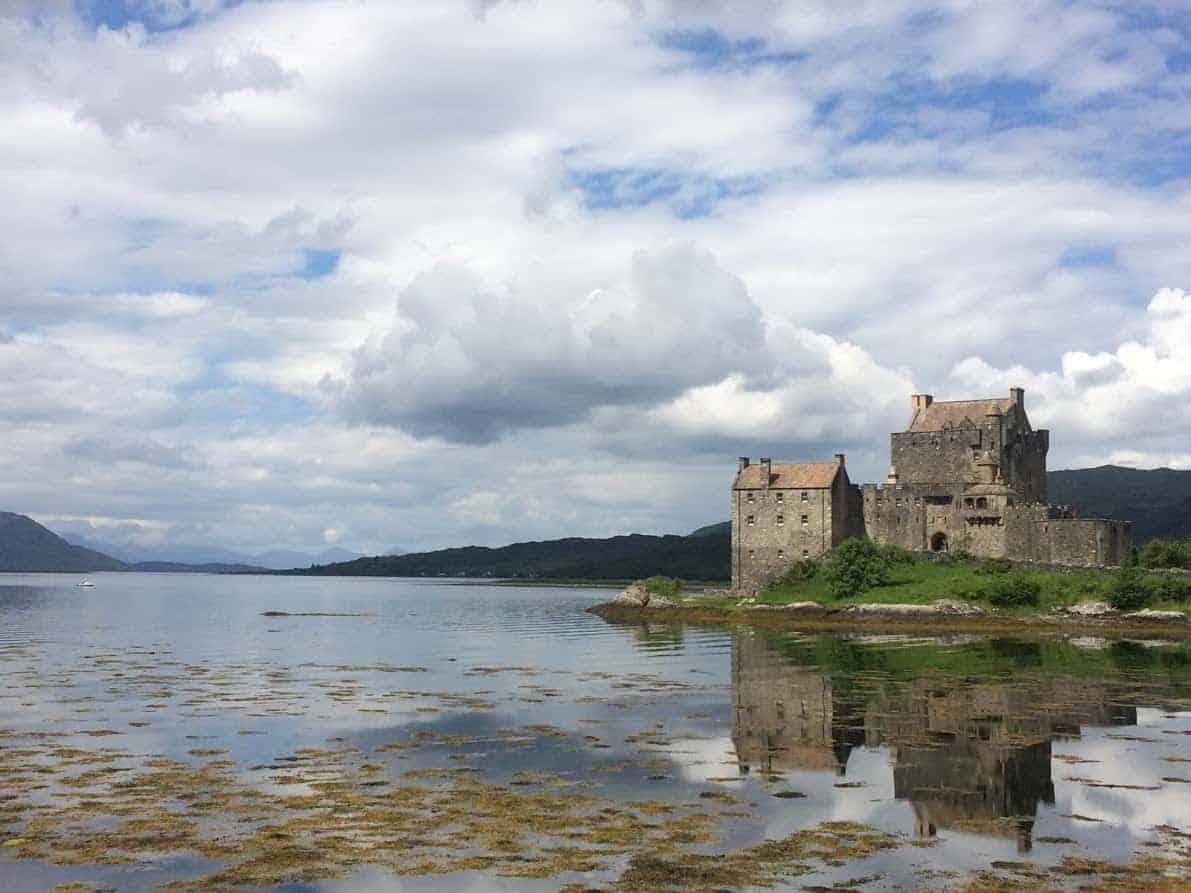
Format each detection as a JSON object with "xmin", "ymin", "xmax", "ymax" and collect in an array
[
  {"xmin": 801, "ymin": 491, "xmax": 809, "ymax": 502},
  {"xmin": 746, "ymin": 515, "xmax": 755, "ymax": 526},
  {"xmin": 776, "ymin": 515, "xmax": 784, "ymax": 526},
  {"xmin": 801, "ymin": 515, "xmax": 809, "ymax": 526}
]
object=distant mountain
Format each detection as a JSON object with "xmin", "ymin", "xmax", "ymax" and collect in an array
[
  {"xmin": 129, "ymin": 561, "xmax": 267, "ymax": 574},
  {"xmin": 64, "ymin": 537, "xmax": 366, "ymax": 570},
  {"xmin": 288, "ymin": 532, "xmax": 731, "ymax": 581},
  {"xmin": 0, "ymin": 513, "xmax": 126, "ymax": 572},
  {"xmin": 1049, "ymin": 465, "xmax": 1191, "ymax": 542},
  {"xmin": 688, "ymin": 521, "xmax": 730, "ymax": 538}
]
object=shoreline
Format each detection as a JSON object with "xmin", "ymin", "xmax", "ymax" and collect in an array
[{"xmin": 587, "ymin": 600, "xmax": 1191, "ymax": 639}]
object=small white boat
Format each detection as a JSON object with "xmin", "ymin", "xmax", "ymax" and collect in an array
[{"xmin": 76, "ymin": 580, "xmax": 95, "ymax": 588}]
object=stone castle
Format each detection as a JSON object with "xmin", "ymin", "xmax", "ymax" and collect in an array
[{"xmin": 731, "ymin": 388, "xmax": 1131, "ymax": 590}]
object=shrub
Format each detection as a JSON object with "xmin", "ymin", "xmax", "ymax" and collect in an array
[
  {"xmin": 982, "ymin": 573, "xmax": 1040, "ymax": 608},
  {"xmin": 777, "ymin": 559, "xmax": 818, "ymax": 583},
  {"xmin": 1140, "ymin": 538, "xmax": 1191, "ymax": 570},
  {"xmin": 1154, "ymin": 573, "xmax": 1191, "ymax": 604},
  {"xmin": 935, "ymin": 547, "xmax": 974, "ymax": 566},
  {"xmin": 641, "ymin": 576, "xmax": 682, "ymax": 599},
  {"xmin": 877, "ymin": 543, "xmax": 916, "ymax": 566},
  {"xmin": 823, "ymin": 538, "xmax": 890, "ymax": 598},
  {"xmin": 1107, "ymin": 567, "xmax": 1151, "ymax": 612},
  {"xmin": 976, "ymin": 557, "xmax": 1014, "ymax": 576}
]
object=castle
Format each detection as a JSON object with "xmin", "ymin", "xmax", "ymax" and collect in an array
[{"xmin": 731, "ymin": 388, "xmax": 1131, "ymax": 590}]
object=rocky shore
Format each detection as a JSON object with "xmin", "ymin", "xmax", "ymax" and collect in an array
[{"xmin": 589, "ymin": 583, "xmax": 1190, "ymax": 637}]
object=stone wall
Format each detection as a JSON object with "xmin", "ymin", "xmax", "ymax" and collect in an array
[
  {"xmin": 1039, "ymin": 518, "xmax": 1132, "ymax": 567},
  {"xmin": 891, "ymin": 428, "xmax": 986, "ymax": 487},
  {"xmin": 890, "ymin": 411, "xmax": 1048, "ymax": 504},
  {"xmin": 731, "ymin": 485, "xmax": 834, "ymax": 590}
]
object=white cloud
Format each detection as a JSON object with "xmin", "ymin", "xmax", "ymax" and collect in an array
[
  {"xmin": 1, "ymin": 0, "xmax": 1189, "ymax": 552},
  {"xmin": 337, "ymin": 243, "xmax": 768, "ymax": 443}
]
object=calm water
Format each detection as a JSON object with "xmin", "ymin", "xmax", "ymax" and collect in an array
[{"xmin": 1, "ymin": 573, "xmax": 1190, "ymax": 891}]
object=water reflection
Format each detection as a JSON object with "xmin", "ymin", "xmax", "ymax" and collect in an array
[{"xmin": 731, "ymin": 631, "xmax": 1157, "ymax": 853}]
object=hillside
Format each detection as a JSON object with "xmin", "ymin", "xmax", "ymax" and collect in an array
[
  {"xmin": 289, "ymin": 532, "xmax": 731, "ymax": 581},
  {"xmin": 0, "ymin": 512, "xmax": 126, "ymax": 572},
  {"xmin": 1049, "ymin": 465, "xmax": 1191, "ymax": 541}
]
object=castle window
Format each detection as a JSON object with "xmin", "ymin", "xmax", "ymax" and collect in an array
[
  {"xmin": 801, "ymin": 515, "xmax": 809, "ymax": 526},
  {"xmin": 976, "ymin": 497, "xmax": 988, "ymax": 509},
  {"xmin": 802, "ymin": 549, "xmax": 809, "ymax": 558},
  {"xmin": 776, "ymin": 515, "xmax": 784, "ymax": 526},
  {"xmin": 747, "ymin": 549, "xmax": 755, "ymax": 559},
  {"xmin": 746, "ymin": 492, "xmax": 754, "ymax": 504},
  {"xmin": 746, "ymin": 515, "xmax": 755, "ymax": 526},
  {"xmin": 776, "ymin": 492, "xmax": 784, "ymax": 503},
  {"xmin": 801, "ymin": 491, "xmax": 809, "ymax": 502},
  {"xmin": 777, "ymin": 549, "xmax": 784, "ymax": 558},
  {"xmin": 963, "ymin": 498, "xmax": 974, "ymax": 508}
]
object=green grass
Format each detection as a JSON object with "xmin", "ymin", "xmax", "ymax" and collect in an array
[{"xmin": 713, "ymin": 556, "xmax": 1191, "ymax": 616}]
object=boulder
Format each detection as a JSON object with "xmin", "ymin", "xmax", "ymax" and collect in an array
[
  {"xmin": 610, "ymin": 584, "xmax": 651, "ymax": 607},
  {"xmin": 842, "ymin": 603, "xmax": 936, "ymax": 617},
  {"xmin": 779, "ymin": 601, "xmax": 828, "ymax": 614},
  {"xmin": 931, "ymin": 599, "xmax": 986, "ymax": 616},
  {"xmin": 1063, "ymin": 601, "xmax": 1117, "ymax": 618}
]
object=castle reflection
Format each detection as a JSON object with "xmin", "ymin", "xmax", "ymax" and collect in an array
[{"xmin": 731, "ymin": 633, "xmax": 1137, "ymax": 852}]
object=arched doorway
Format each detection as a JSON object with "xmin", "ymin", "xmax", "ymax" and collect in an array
[{"xmin": 930, "ymin": 532, "xmax": 948, "ymax": 553}]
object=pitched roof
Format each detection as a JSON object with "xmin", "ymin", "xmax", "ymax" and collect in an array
[
  {"xmin": 733, "ymin": 461, "xmax": 840, "ymax": 490},
  {"xmin": 906, "ymin": 398, "xmax": 1014, "ymax": 433}
]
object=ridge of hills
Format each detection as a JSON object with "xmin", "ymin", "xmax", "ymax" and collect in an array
[{"xmin": 3, "ymin": 466, "xmax": 1191, "ymax": 578}]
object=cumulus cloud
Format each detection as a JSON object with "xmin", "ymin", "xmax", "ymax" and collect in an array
[
  {"xmin": 946, "ymin": 288, "xmax": 1191, "ymax": 466},
  {"xmin": 1, "ymin": 0, "xmax": 1189, "ymax": 553},
  {"xmin": 338, "ymin": 244, "xmax": 768, "ymax": 443}
]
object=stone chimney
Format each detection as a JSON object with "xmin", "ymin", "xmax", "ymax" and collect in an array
[
  {"xmin": 737, "ymin": 456, "xmax": 750, "ymax": 472},
  {"xmin": 1010, "ymin": 386, "xmax": 1024, "ymax": 407},
  {"xmin": 759, "ymin": 457, "xmax": 772, "ymax": 487},
  {"xmin": 834, "ymin": 453, "xmax": 846, "ymax": 466},
  {"xmin": 911, "ymin": 393, "xmax": 934, "ymax": 413}
]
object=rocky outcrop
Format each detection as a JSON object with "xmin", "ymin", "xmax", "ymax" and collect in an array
[
  {"xmin": 608, "ymin": 583, "xmax": 675, "ymax": 608},
  {"xmin": 838, "ymin": 599, "xmax": 987, "ymax": 619},
  {"xmin": 1060, "ymin": 602, "xmax": 1117, "ymax": 618}
]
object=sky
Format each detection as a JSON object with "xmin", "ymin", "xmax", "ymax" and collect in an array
[{"xmin": 2, "ymin": 0, "xmax": 1191, "ymax": 557}]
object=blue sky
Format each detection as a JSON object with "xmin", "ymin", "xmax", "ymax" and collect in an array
[{"xmin": 2, "ymin": 0, "xmax": 1190, "ymax": 557}]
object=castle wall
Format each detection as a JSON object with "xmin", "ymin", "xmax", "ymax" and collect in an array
[
  {"xmin": 1036, "ymin": 518, "xmax": 1131, "ymax": 567},
  {"xmin": 732, "ymin": 485, "xmax": 833, "ymax": 590},
  {"xmin": 1006, "ymin": 429, "xmax": 1049, "ymax": 503},
  {"xmin": 891, "ymin": 428, "xmax": 985, "ymax": 487},
  {"xmin": 733, "ymin": 389, "xmax": 1127, "ymax": 583}
]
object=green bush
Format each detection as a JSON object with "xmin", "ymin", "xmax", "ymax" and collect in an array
[
  {"xmin": 1107, "ymin": 567, "xmax": 1151, "ymax": 611},
  {"xmin": 982, "ymin": 573, "xmax": 1040, "ymax": 608},
  {"xmin": 877, "ymin": 543, "xmax": 916, "ymax": 565},
  {"xmin": 935, "ymin": 547, "xmax": 974, "ymax": 566},
  {"xmin": 777, "ymin": 559, "xmax": 819, "ymax": 583},
  {"xmin": 641, "ymin": 576, "xmax": 682, "ymax": 599},
  {"xmin": 823, "ymin": 538, "xmax": 890, "ymax": 598},
  {"xmin": 1154, "ymin": 572, "xmax": 1191, "ymax": 603},
  {"xmin": 976, "ymin": 557, "xmax": 1014, "ymax": 576},
  {"xmin": 1139, "ymin": 538, "xmax": 1191, "ymax": 570}
]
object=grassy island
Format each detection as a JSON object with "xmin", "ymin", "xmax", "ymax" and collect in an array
[{"xmin": 597, "ymin": 539, "xmax": 1191, "ymax": 632}]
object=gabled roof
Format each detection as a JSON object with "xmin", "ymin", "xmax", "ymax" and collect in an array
[
  {"xmin": 906, "ymin": 398, "xmax": 1014, "ymax": 433},
  {"xmin": 733, "ymin": 461, "xmax": 840, "ymax": 490}
]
